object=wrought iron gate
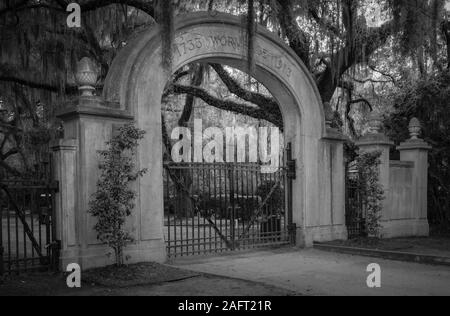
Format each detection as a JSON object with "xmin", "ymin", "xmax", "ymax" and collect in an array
[
  {"xmin": 0, "ymin": 165, "xmax": 60, "ymax": 274},
  {"xmin": 164, "ymin": 144, "xmax": 296, "ymax": 257},
  {"xmin": 345, "ymin": 168, "xmax": 367, "ymax": 239}
]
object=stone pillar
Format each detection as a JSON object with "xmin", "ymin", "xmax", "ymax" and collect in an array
[
  {"xmin": 303, "ymin": 103, "xmax": 348, "ymax": 245},
  {"xmin": 52, "ymin": 58, "xmax": 166, "ymax": 270},
  {"xmin": 56, "ymin": 95, "xmax": 138, "ymax": 269},
  {"xmin": 355, "ymin": 113, "xmax": 394, "ymax": 228},
  {"xmin": 396, "ymin": 118, "xmax": 431, "ymax": 236},
  {"xmin": 51, "ymin": 139, "xmax": 78, "ymax": 269}
]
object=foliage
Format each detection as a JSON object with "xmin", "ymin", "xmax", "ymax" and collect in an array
[
  {"xmin": 88, "ymin": 123, "xmax": 147, "ymax": 266},
  {"xmin": 385, "ymin": 70, "xmax": 450, "ymax": 233},
  {"xmin": 390, "ymin": 0, "xmax": 446, "ymax": 57},
  {"xmin": 355, "ymin": 151, "xmax": 384, "ymax": 238},
  {"xmin": 246, "ymin": 0, "xmax": 256, "ymax": 76},
  {"xmin": 158, "ymin": 0, "xmax": 175, "ymax": 71},
  {"xmin": 0, "ymin": 0, "xmax": 449, "ymax": 179},
  {"xmin": 0, "ymin": 97, "xmax": 55, "ymax": 176}
]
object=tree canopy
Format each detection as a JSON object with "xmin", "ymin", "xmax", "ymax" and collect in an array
[{"xmin": 0, "ymin": 0, "xmax": 449, "ymax": 174}]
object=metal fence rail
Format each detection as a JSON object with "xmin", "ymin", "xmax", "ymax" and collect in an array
[
  {"xmin": 163, "ymin": 161, "xmax": 294, "ymax": 257},
  {"xmin": 0, "ymin": 152, "xmax": 60, "ymax": 275},
  {"xmin": 0, "ymin": 179, "xmax": 59, "ymax": 274},
  {"xmin": 345, "ymin": 170, "xmax": 367, "ymax": 239}
]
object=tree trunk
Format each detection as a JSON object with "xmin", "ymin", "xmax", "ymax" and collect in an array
[
  {"xmin": 163, "ymin": 65, "xmax": 205, "ymax": 218},
  {"xmin": 443, "ymin": 21, "xmax": 450, "ymax": 69}
]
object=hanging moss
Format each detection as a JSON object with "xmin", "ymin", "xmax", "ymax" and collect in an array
[
  {"xmin": 389, "ymin": 0, "xmax": 444, "ymax": 56},
  {"xmin": 158, "ymin": 0, "xmax": 175, "ymax": 71},
  {"xmin": 246, "ymin": 0, "xmax": 256, "ymax": 76}
]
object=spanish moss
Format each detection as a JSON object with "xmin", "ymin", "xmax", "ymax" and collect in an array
[
  {"xmin": 246, "ymin": 0, "xmax": 256, "ymax": 76},
  {"xmin": 158, "ymin": 0, "xmax": 175, "ymax": 71}
]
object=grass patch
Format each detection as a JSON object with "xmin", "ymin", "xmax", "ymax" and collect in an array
[{"xmin": 326, "ymin": 237, "xmax": 450, "ymax": 255}]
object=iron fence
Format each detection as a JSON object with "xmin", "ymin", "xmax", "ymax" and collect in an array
[
  {"xmin": 163, "ymin": 161, "xmax": 294, "ymax": 257},
  {"xmin": 345, "ymin": 170, "xmax": 367, "ymax": 239},
  {"xmin": 0, "ymin": 155, "xmax": 59, "ymax": 275}
]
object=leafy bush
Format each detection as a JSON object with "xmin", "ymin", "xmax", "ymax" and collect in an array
[
  {"xmin": 384, "ymin": 71, "xmax": 450, "ymax": 234},
  {"xmin": 88, "ymin": 123, "xmax": 147, "ymax": 266}
]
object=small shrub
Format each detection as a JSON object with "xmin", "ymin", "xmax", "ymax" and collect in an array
[{"xmin": 88, "ymin": 123, "xmax": 147, "ymax": 266}]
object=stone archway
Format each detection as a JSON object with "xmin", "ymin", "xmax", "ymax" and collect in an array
[{"xmin": 54, "ymin": 12, "xmax": 347, "ymax": 269}]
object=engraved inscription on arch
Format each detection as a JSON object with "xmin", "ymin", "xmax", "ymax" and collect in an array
[{"xmin": 172, "ymin": 30, "xmax": 293, "ymax": 79}]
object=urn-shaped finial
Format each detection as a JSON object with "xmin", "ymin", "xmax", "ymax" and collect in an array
[
  {"xmin": 75, "ymin": 57, "xmax": 98, "ymax": 96},
  {"xmin": 368, "ymin": 112, "xmax": 382, "ymax": 134},
  {"xmin": 408, "ymin": 117, "xmax": 421, "ymax": 140}
]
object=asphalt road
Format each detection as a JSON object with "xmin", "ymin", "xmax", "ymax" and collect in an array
[{"xmin": 172, "ymin": 247, "xmax": 450, "ymax": 296}]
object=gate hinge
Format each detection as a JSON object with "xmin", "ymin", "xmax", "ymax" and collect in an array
[{"xmin": 287, "ymin": 159, "xmax": 296, "ymax": 180}]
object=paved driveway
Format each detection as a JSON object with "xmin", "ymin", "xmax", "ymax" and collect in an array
[{"xmin": 171, "ymin": 247, "xmax": 450, "ymax": 296}]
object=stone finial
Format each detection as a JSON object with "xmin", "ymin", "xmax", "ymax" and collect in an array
[
  {"xmin": 324, "ymin": 102, "xmax": 334, "ymax": 128},
  {"xmin": 75, "ymin": 57, "xmax": 98, "ymax": 97},
  {"xmin": 408, "ymin": 117, "xmax": 421, "ymax": 140},
  {"xmin": 397, "ymin": 117, "xmax": 431, "ymax": 151},
  {"xmin": 368, "ymin": 112, "xmax": 383, "ymax": 134}
]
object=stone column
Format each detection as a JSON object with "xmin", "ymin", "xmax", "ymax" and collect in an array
[
  {"xmin": 51, "ymin": 139, "xmax": 78, "ymax": 269},
  {"xmin": 355, "ymin": 113, "xmax": 394, "ymax": 226},
  {"xmin": 54, "ymin": 58, "xmax": 166, "ymax": 269},
  {"xmin": 303, "ymin": 103, "xmax": 348, "ymax": 245},
  {"xmin": 396, "ymin": 118, "xmax": 431, "ymax": 236}
]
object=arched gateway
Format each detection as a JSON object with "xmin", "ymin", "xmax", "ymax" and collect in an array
[{"xmin": 53, "ymin": 13, "xmax": 347, "ymax": 269}]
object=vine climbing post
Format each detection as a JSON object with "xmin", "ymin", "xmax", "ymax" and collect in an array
[{"xmin": 355, "ymin": 113, "xmax": 393, "ymax": 237}]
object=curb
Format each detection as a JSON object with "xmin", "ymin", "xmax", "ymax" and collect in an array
[{"xmin": 314, "ymin": 243, "xmax": 450, "ymax": 267}]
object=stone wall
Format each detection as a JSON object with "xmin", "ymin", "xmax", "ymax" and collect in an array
[{"xmin": 356, "ymin": 116, "xmax": 431, "ymax": 238}]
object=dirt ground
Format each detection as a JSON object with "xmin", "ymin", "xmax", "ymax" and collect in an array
[
  {"xmin": 173, "ymin": 247, "xmax": 450, "ymax": 296},
  {"xmin": 326, "ymin": 237, "xmax": 450, "ymax": 257},
  {"xmin": 0, "ymin": 262, "xmax": 296, "ymax": 296}
]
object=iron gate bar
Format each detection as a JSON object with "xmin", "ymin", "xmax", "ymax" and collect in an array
[
  {"xmin": 30, "ymin": 188, "xmax": 35, "ymax": 266},
  {"xmin": 0, "ymin": 200, "xmax": 3, "ymax": 276},
  {"xmin": 23, "ymin": 190, "xmax": 27, "ymax": 270},
  {"xmin": 164, "ymin": 163, "xmax": 233, "ymax": 249},
  {"xmin": 237, "ymin": 180, "xmax": 281, "ymax": 242},
  {"xmin": 164, "ymin": 153, "xmax": 294, "ymax": 257},
  {"xmin": 286, "ymin": 143, "xmax": 296, "ymax": 243},
  {"xmin": 6, "ymin": 196, "xmax": 11, "ymax": 272},
  {"xmin": 0, "ymin": 184, "xmax": 45, "ymax": 261},
  {"xmin": 0, "ymin": 175, "xmax": 59, "ymax": 274},
  {"xmin": 345, "ymin": 167, "xmax": 367, "ymax": 239}
]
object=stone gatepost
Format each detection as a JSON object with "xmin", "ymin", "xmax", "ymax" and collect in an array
[
  {"xmin": 396, "ymin": 118, "xmax": 431, "ymax": 236},
  {"xmin": 304, "ymin": 103, "xmax": 348, "ymax": 246},
  {"xmin": 355, "ymin": 113, "xmax": 394, "ymax": 231},
  {"xmin": 51, "ymin": 139, "xmax": 77, "ymax": 263},
  {"xmin": 53, "ymin": 58, "xmax": 149, "ymax": 270}
]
